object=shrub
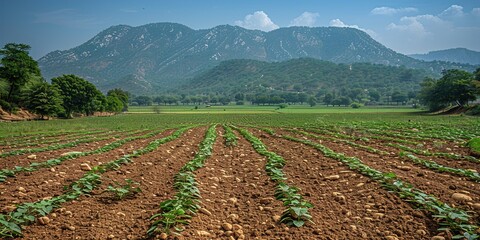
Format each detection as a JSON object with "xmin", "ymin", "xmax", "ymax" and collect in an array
[
  {"xmin": 350, "ymin": 102, "xmax": 363, "ymax": 108},
  {"xmin": 279, "ymin": 103, "xmax": 288, "ymax": 109}
]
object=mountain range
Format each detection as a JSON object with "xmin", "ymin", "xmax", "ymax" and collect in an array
[
  {"xmin": 409, "ymin": 48, "xmax": 480, "ymax": 65},
  {"xmin": 38, "ymin": 22, "xmax": 476, "ymax": 94}
]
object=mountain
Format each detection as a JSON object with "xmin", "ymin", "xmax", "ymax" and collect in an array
[
  {"xmin": 409, "ymin": 48, "xmax": 480, "ymax": 65},
  {"xmin": 38, "ymin": 22, "xmax": 475, "ymax": 94},
  {"xmin": 183, "ymin": 58, "xmax": 427, "ymax": 96}
]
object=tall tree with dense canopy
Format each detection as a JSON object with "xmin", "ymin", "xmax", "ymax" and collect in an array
[
  {"xmin": 24, "ymin": 81, "xmax": 63, "ymax": 119},
  {"xmin": 419, "ymin": 69, "xmax": 479, "ymax": 111},
  {"xmin": 0, "ymin": 43, "xmax": 40, "ymax": 105},
  {"xmin": 52, "ymin": 74, "xmax": 105, "ymax": 117},
  {"xmin": 107, "ymin": 88, "xmax": 129, "ymax": 111}
]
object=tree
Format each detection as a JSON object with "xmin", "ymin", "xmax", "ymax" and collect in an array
[
  {"xmin": 307, "ymin": 96, "xmax": 317, "ymax": 107},
  {"xmin": 24, "ymin": 81, "xmax": 63, "ymax": 119},
  {"xmin": 134, "ymin": 96, "xmax": 153, "ymax": 106},
  {"xmin": 391, "ymin": 91, "xmax": 407, "ymax": 105},
  {"xmin": 0, "ymin": 43, "xmax": 40, "ymax": 105},
  {"xmin": 106, "ymin": 95, "xmax": 123, "ymax": 112},
  {"xmin": 419, "ymin": 69, "xmax": 479, "ymax": 111},
  {"xmin": 52, "ymin": 74, "xmax": 105, "ymax": 117},
  {"xmin": 107, "ymin": 88, "xmax": 129, "ymax": 111},
  {"xmin": 323, "ymin": 93, "xmax": 333, "ymax": 106}
]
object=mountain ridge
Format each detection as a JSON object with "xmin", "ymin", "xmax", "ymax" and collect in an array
[
  {"xmin": 38, "ymin": 22, "xmax": 476, "ymax": 94},
  {"xmin": 409, "ymin": 48, "xmax": 480, "ymax": 65}
]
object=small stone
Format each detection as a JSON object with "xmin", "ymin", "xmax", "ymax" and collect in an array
[
  {"xmin": 38, "ymin": 216, "xmax": 50, "ymax": 225},
  {"xmin": 159, "ymin": 233, "xmax": 168, "ymax": 240},
  {"xmin": 431, "ymin": 236, "xmax": 445, "ymax": 240},
  {"xmin": 199, "ymin": 208, "xmax": 212, "ymax": 216},
  {"xmin": 397, "ymin": 165, "xmax": 411, "ymax": 171},
  {"xmin": 385, "ymin": 236, "xmax": 399, "ymax": 240},
  {"xmin": 27, "ymin": 154, "xmax": 36, "ymax": 159},
  {"xmin": 222, "ymin": 223, "xmax": 233, "ymax": 231},
  {"xmin": 416, "ymin": 230, "xmax": 427, "ymax": 235},
  {"xmin": 80, "ymin": 163, "xmax": 92, "ymax": 171},
  {"xmin": 197, "ymin": 230, "xmax": 211, "ymax": 237},
  {"xmin": 260, "ymin": 197, "xmax": 274, "ymax": 205},
  {"xmin": 50, "ymin": 168, "xmax": 56, "ymax": 172},
  {"xmin": 373, "ymin": 213, "xmax": 385, "ymax": 218},
  {"xmin": 232, "ymin": 224, "xmax": 242, "ymax": 231},
  {"xmin": 67, "ymin": 226, "xmax": 76, "ymax": 231},
  {"xmin": 228, "ymin": 214, "xmax": 239, "ymax": 221},
  {"xmin": 452, "ymin": 193, "xmax": 473, "ymax": 202},
  {"xmin": 472, "ymin": 203, "xmax": 480, "ymax": 210},
  {"xmin": 272, "ymin": 215, "xmax": 281, "ymax": 222},
  {"xmin": 116, "ymin": 212, "xmax": 126, "ymax": 217},
  {"xmin": 107, "ymin": 234, "xmax": 115, "ymax": 239},
  {"xmin": 356, "ymin": 183, "xmax": 365, "ymax": 187},
  {"xmin": 350, "ymin": 225, "xmax": 357, "ymax": 231},
  {"xmin": 325, "ymin": 175, "xmax": 340, "ymax": 180},
  {"xmin": 17, "ymin": 187, "xmax": 26, "ymax": 192},
  {"xmin": 227, "ymin": 197, "xmax": 238, "ymax": 204}
]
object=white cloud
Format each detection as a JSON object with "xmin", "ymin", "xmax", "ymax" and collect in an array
[
  {"xmin": 471, "ymin": 8, "xmax": 480, "ymax": 16},
  {"xmin": 371, "ymin": 7, "xmax": 418, "ymax": 15},
  {"xmin": 440, "ymin": 5, "xmax": 464, "ymax": 17},
  {"xmin": 387, "ymin": 15, "xmax": 443, "ymax": 37},
  {"xmin": 289, "ymin": 12, "xmax": 319, "ymax": 27},
  {"xmin": 234, "ymin": 11, "xmax": 279, "ymax": 31},
  {"xmin": 329, "ymin": 19, "xmax": 377, "ymax": 38}
]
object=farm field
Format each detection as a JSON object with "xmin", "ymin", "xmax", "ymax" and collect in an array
[{"xmin": 0, "ymin": 110, "xmax": 479, "ymax": 239}]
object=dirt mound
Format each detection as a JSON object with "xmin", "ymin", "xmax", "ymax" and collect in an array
[{"xmin": 0, "ymin": 107, "xmax": 41, "ymax": 121}]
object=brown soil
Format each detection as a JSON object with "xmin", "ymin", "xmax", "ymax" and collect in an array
[
  {"xmin": 18, "ymin": 127, "xmax": 206, "ymax": 239},
  {"xmin": 0, "ymin": 108, "xmax": 40, "ymax": 121},
  {"xmin": 249, "ymin": 128, "xmax": 437, "ymax": 239},
  {"xmin": 0, "ymin": 130, "xmax": 173, "ymax": 209},
  {"xmin": 2, "ymin": 126, "xmax": 476, "ymax": 239},
  {"xmin": 0, "ymin": 130, "xmax": 138, "ymax": 170},
  {"xmin": 278, "ymin": 129, "xmax": 480, "ymax": 219}
]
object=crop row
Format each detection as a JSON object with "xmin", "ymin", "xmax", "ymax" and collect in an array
[
  {"xmin": 148, "ymin": 125, "xmax": 217, "ymax": 237},
  {"xmin": 235, "ymin": 126, "xmax": 313, "ymax": 228},
  {"xmin": 0, "ymin": 130, "xmax": 138, "ymax": 158},
  {"xmin": 282, "ymin": 134, "xmax": 478, "ymax": 239},
  {"xmin": 0, "ymin": 129, "xmax": 165, "ymax": 182},
  {"xmin": 299, "ymin": 128, "xmax": 480, "ymax": 183},
  {"xmin": 289, "ymin": 129, "xmax": 389, "ymax": 155},
  {"xmin": 222, "ymin": 125, "xmax": 238, "ymax": 147},
  {"xmin": 0, "ymin": 127, "xmax": 190, "ymax": 238},
  {"xmin": 0, "ymin": 129, "xmax": 109, "ymax": 148},
  {"xmin": 389, "ymin": 143, "xmax": 480, "ymax": 163}
]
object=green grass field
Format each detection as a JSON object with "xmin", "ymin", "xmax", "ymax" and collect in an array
[
  {"xmin": 128, "ymin": 104, "xmax": 422, "ymax": 114},
  {"xmin": 1, "ymin": 105, "xmax": 477, "ymax": 137}
]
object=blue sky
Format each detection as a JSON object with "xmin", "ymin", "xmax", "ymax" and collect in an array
[{"xmin": 1, "ymin": 0, "xmax": 479, "ymax": 59}]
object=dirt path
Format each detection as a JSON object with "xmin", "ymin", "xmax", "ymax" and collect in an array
[{"xmin": 19, "ymin": 127, "xmax": 206, "ymax": 240}]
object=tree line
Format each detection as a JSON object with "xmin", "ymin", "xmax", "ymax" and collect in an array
[{"xmin": 0, "ymin": 43, "xmax": 129, "ymax": 119}]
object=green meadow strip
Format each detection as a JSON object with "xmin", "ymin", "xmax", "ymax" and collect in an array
[
  {"xmin": 292, "ymin": 129, "xmax": 389, "ymax": 156},
  {"xmin": 222, "ymin": 124, "xmax": 238, "ymax": 147},
  {"xmin": 0, "ymin": 130, "xmax": 139, "ymax": 158},
  {"xmin": 234, "ymin": 126, "xmax": 313, "ymax": 228},
  {"xmin": 0, "ymin": 129, "xmax": 165, "ymax": 182},
  {"xmin": 388, "ymin": 143, "xmax": 480, "ymax": 163},
  {"xmin": 0, "ymin": 127, "xmax": 191, "ymax": 238},
  {"xmin": 283, "ymin": 135, "xmax": 478, "ymax": 239},
  {"xmin": 148, "ymin": 125, "xmax": 217, "ymax": 236},
  {"xmin": 399, "ymin": 152, "xmax": 480, "ymax": 182}
]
